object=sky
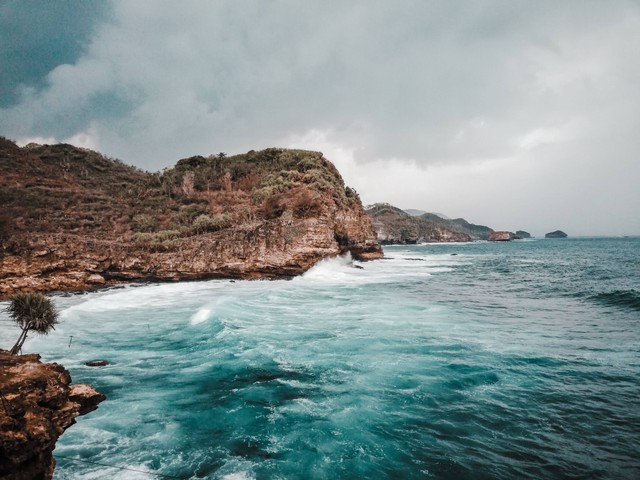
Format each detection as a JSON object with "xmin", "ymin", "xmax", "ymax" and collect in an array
[{"xmin": 1, "ymin": 0, "xmax": 639, "ymax": 236}]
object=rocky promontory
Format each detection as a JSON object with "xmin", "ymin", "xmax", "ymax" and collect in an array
[
  {"xmin": 0, "ymin": 350, "xmax": 105, "ymax": 479},
  {"xmin": 545, "ymin": 230, "xmax": 568, "ymax": 238},
  {"xmin": 0, "ymin": 138, "xmax": 382, "ymax": 297}
]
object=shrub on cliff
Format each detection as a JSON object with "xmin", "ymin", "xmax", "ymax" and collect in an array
[
  {"xmin": 7, "ymin": 293, "xmax": 58, "ymax": 355},
  {"xmin": 191, "ymin": 213, "xmax": 231, "ymax": 233},
  {"xmin": 131, "ymin": 213, "xmax": 158, "ymax": 232},
  {"xmin": 133, "ymin": 230, "xmax": 182, "ymax": 251}
]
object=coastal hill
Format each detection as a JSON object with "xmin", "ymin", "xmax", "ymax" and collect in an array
[
  {"xmin": 0, "ymin": 138, "xmax": 382, "ymax": 297},
  {"xmin": 365, "ymin": 203, "xmax": 494, "ymax": 243}
]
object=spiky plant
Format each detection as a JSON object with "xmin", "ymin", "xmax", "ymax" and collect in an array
[{"xmin": 7, "ymin": 292, "xmax": 58, "ymax": 355}]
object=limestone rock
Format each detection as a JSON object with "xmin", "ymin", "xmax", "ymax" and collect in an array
[
  {"xmin": 86, "ymin": 274, "xmax": 105, "ymax": 284},
  {"xmin": 545, "ymin": 230, "xmax": 568, "ymax": 238},
  {"xmin": 0, "ymin": 350, "xmax": 105, "ymax": 479},
  {"xmin": 488, "ymin": 231, "xmax": 516, "ymax": 242}
]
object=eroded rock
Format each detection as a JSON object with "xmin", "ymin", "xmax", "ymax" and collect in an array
[
  {"xmin": 0, "ymin": 350, "xmax": 105, "ymax": 480},
  {"xmin": 488, "ymin": 231, "xmax": 516, "ymax": 242}
]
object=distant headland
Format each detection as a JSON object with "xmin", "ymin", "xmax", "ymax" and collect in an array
[{"xmin": 365, "ymin": 203, "xmax": 534, "ymax": 244}]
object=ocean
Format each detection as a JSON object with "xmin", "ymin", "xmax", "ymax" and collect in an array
[{"xmin": 1, "ymin": 237, "xmax": 639, "ymax": 479}]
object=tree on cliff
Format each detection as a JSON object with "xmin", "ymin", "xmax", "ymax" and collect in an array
[{"xmin": 7, "ymin": 293, "xmax": 58, "ymax": 355}]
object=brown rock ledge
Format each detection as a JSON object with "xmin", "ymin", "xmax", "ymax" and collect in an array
[{"xmin": 0, "ymin": 350, "xmax": 105, "ymax": 480}]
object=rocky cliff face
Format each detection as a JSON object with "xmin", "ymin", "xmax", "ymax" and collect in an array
[
  {"xmin": 0, "ymin": 139, "xmax": 382, "ymax": 297},
  {"xmin": 366, "ymin": 203, "xmax": 475, "ymax": 244},
  {"xmin": 0, "ymin": 350, "xmax": 105, "ymax": 479}
]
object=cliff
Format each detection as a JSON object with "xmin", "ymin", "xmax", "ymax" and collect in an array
[
  {"xmin": 0, "ymin": 138, "xmax": 382, "ymax": 298},
  {"xmin": 0, "ymin": 350, "xmax": 105, "ymax": 479},
  {"xmin": 366, "ymin": 203, "xmax": 494, "ymax": 244}
]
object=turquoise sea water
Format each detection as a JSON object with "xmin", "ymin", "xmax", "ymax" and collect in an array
[{"xmin": 1, "ymin": 237, "xmax": 639, "ymax": 479}]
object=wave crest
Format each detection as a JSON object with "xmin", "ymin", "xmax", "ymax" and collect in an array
[{"xmin": 589, "ymin": 289, "xmax": 640, "ymax": 312}]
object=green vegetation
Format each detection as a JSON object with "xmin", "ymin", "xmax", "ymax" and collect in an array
[
  {"xmin": 7, "ymin": 292, "xmax": 58, "ymax": 355},
  {"xmin": 191, "ymin": 213, "xmax": 231, "ymax": 233}
]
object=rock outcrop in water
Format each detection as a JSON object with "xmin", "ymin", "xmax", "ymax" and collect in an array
[
  {"xmin": 0, "ymin": 138, "xmax": 382, "ymax": 298},
  {"xmin": 515, "ymin": 230, "xmax": 532, "ymax": 239},
  {"xmin": 545, "ymin": 230, "xmax": 568, "ymax": 238},
  {"xmin": 0, "ymin": 350, "xmax": 105, "ymax": 479},
  {"xmin": 488, "ymin": 231, "xmax": 517, "ymax": 242}
]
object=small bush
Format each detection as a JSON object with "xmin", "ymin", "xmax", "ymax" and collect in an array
[
  {"xmin": 252, "ymin": 170, "xmax": 300, "ymax": 202},
  {"xmin": 172, "ymin": 204, "xmax": 209, "ymax": 227},
  {"xmin": 192, "ymin": 214, "xmax": 231, "ymax": 234},
  {"xmin": 131, "ymin": 214, "xmax": 158, "ymax": 232},
  {"xmin": 133, "ymin": 230, "xmax": 182, "ymax": 245},
  {"xmin": 260, "ymin": 195, "xmax": 286, "ymax": 219}
]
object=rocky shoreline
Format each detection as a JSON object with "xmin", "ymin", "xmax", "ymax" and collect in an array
[
  {"xmin": 0, "ymin": 209, "xmax": 382, "ymax": 299},
  {"xmin": 0, "ymin": 350, "xmax": 105, "ymax": 480}
]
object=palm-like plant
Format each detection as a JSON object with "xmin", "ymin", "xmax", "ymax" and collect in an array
[{"xmin": 7, "ymin": 292, "xmax": 58, "ymax": 355}]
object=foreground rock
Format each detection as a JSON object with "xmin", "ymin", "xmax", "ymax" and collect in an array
[
  {"xmin": 0, "ymin": 350, "xmax": 105, "ymax": 479},
  {"xmin": 0, "ymin": 139, "xmax": 382, "ymax": 298},
  {"xmin": 545, "ymin": 230, "xmax": 568, "ymax": 238}
]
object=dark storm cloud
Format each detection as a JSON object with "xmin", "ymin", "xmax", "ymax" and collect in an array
[
  {"xmin": 1, "ymin": 0, "xmax": 639, "ymax": 234},
  {"xmin": 0, "ymin": 0, "xmax": 109, "ymax": 107}
]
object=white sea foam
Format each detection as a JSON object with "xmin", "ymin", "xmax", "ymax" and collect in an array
[
  {"xmin": 221, "ymin": 472, "xmax": 256, "ymax": 480},
  {"xmin": 294, "ymin": 250, "xmax": 459, "ymax": 287},
  {"xmin": 190, "ymin": 306, "xmax": 212, "ymax": 325},
  {"xmin": 60, "ymin": 280, "xmax": 228, "ymax": 317},
  {"xmin": 297, "ymin": 253, "xmax": 359, "ymax": 283}
]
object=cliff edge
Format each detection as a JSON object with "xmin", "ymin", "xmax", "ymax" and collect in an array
[
  {"xmin": 0, "ymin": 139, "xmax": 382, "ymax": 297},
  {"xmin": 0, "ymin": 350, "xmax": 105, "ymax": 479}
]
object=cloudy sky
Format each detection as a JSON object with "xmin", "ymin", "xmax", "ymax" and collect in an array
[{"xmin": 2, "ymin": 0, "xmax": 639, "ymax": 236}]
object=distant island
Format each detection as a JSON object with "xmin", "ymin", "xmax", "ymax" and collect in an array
[{"xmin": 545, "ymin": 230, "xmax": 568, "ymax": 238}]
